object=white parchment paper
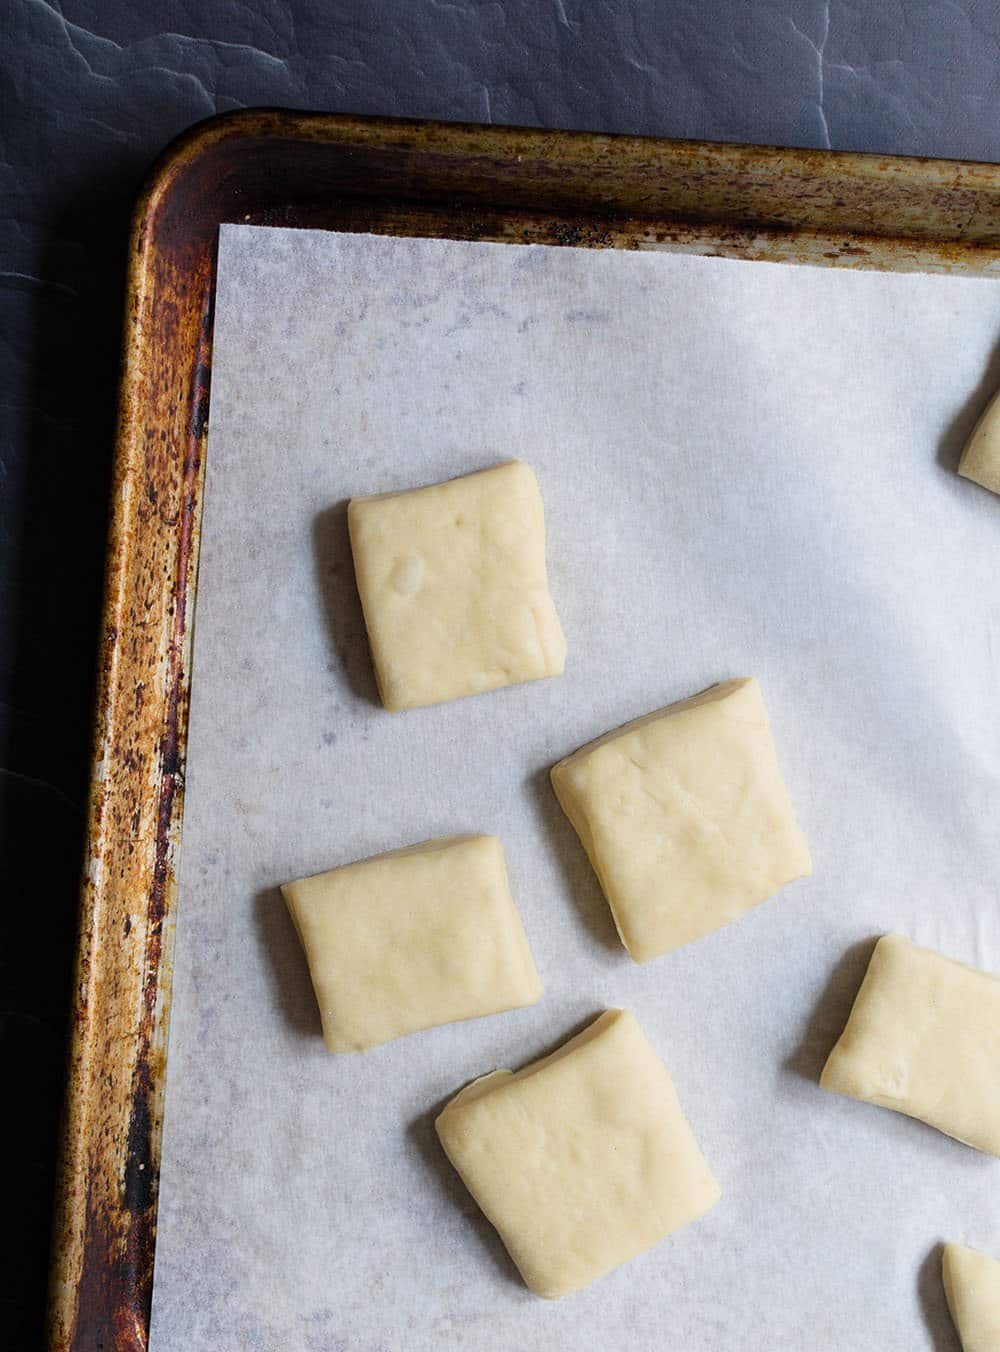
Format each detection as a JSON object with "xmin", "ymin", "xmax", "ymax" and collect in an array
[{"xmin": 149, "ymin": 225, "xmax": 1000, "ymax": 1352}]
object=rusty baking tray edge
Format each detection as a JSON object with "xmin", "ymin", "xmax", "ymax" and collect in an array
[{"xmin": 45, "ymin": 107, "xmax": 1000, "ymax": 1351}]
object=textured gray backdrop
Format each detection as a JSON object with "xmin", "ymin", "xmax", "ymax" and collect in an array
[{"xmin": 4, "ymin": 2, "xmax": 1000, "ymax": 1346}]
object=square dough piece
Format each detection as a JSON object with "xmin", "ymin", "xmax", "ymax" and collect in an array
[
  {"xmin": 348, "ymin": 460, "xmax": 566, "ymax": 711},
  {"xmin": 435, "ymin": 1008, "xmax": 720, "ymax": 1298},
  {"xmin": 281, "ymin": 835, "xmax": 542, "ymax": 1052},
  {"xmin": 820, "ymin": 935, "xmax": 1000, "ymax": 1156},
  {"xmin": 550, "ymin": 677, "xmax": 811, "ymax": 962},
  {"xmin": 943, "ymin": 1243, "xmax": 1000, "ymax": 1352},
  {"xmin": 959, "ymin": 388, "xmax": 1000, "ymax": 496}
]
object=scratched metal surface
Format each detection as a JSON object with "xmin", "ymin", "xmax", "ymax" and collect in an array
[{"xmin": 6, "ymin": 6, "xmax": 1000, "ymax": 1348}]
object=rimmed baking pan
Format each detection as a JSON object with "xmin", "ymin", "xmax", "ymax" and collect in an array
[{"xmin": 47, "ymin": 107, "xmax": 1000, "ymax": 1351}]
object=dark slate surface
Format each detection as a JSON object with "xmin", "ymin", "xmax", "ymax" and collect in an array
[{"xmin": 4, "ymin": 3, "xmax": 999, "ymax": 1346}]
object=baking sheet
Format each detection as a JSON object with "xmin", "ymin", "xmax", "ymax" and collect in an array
[{"xmin": 149, "ymin": 224, "xmax": 1000, "ymax": 1352}]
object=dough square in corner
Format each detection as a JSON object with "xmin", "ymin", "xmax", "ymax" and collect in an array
[
  {"xmin": 348, "ymin": 460, "xmax": 566, "ymax": 711},
  {"xmin": 281, "ymin": 835, "xmax": 542, "ymax": 1052},
  {"xmin": 959, "ymin": 387, "xmax": 1000, "ymax": 497},
  {"xmin": 550, "ymin": 677, "xmax": 812, "ymax": 962},
  {"xmin": 943, "ymin": 1242, "xmax": 1000, "ymax": 1352},
  {"xmin": 435, "ymin": 1008, "xmax": 720, "ymax": 1298}
]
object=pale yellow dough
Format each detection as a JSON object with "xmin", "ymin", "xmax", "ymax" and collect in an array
[
  {"xmin": 348, "ymin": 460, "xmax": 566, "ymax": 711},
  {"xmin": 281, "ymin": 835, "xmax": 541, "ymax": 1052},
  {"xmin": 943, "ymin": 1243, "xmax": 1000, "ymax": 1352},
  {"xmin": 435, "ymin": 1008, "xmax": 720, "ymax": 1298},
  {"xmin": 821, "ymin": 935, "xmax": 1000, "ymax": 1156},
  {"xmin": 550, "ymin": 677, "xmax": 811, "ymax": 962},
  {"xmin": 959, "ymin": 388, "xmax": 1000, "ymax": 496}
]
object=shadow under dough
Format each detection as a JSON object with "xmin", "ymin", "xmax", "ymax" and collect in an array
[
  {"xmin": 527, "ymin": 765, "xmax": 623, "ymax": 955},
  {"xmin": 784, "ymin": 935, "xmax": 880, "ymax": 1082},
  {"xmin": 918, "ymin": 1242, "xmax": 962, "ymax": 1352},
  {"xmin": 311, "ymin": 500, "xmax": 380, "ymax": 706},
  {"xmin": 253, "ymin": 886, "xmax": 323, "ymax": 1040},
  {"xmin": 408, "ymin": 1097, "xmax": 526, "ymax": 1295},
  {"xmin": 937, "ymin": 332, "xmax": 1000, "ymax": 473}
]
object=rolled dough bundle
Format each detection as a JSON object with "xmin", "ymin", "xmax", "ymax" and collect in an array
[
  {"xmin": 435, "ymin": 1008, "xmax": 720, "ymax": 1298},
  {"xmin": 821, "ymin": 934, "xmax": 1000, "ymax": 1156}
]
